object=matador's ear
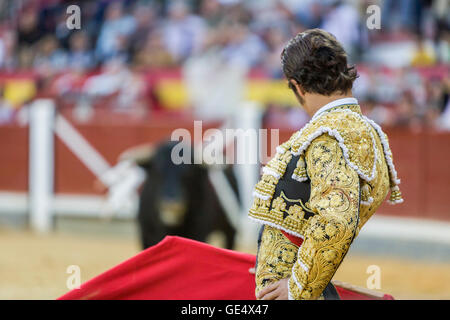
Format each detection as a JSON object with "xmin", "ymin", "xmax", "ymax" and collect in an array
[{"xmin": 288, "ymin": 79, "xmax": 305, "ymax": 95}]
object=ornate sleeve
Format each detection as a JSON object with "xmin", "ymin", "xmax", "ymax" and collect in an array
[{"xmin": 288, "ymin": 134, "xmax": 360, "ymax": 300}]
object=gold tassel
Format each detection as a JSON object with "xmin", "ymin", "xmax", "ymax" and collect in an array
[
  {"xmin": 293, "ymin": 157, "xmax": 308, "ymax": 181},
  {"xmin": 389, "ymin": 185, "xmax": 403, "ymax": 204},
  {"xmin": 361, "ymin": 183, "xmax": 373, "ymax": 204}
]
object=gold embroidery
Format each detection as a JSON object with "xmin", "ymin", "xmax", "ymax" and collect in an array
[
  {"xmin": 289, "ymin": 134, "xmax": 360, "ymax": 300},
  {"xmin": 287, "ymin": 205, "xmax": 305, "ymax": 221},
  {"xmin": 250, "ymin": 197, "xmax": 271, "ymax": 215},
  {"xmin": 280, "ymin": 191, "xmax": 314, "ymax": 214},
  {"xmin": 291, "ymin": 109, "xmax": 376, "ymax": 181},
  {"xmin": 253, "ymin": 151, "xmax": 292, "ymax": 200},
  {"xmin": 255, "ymin": 226, "xmax": 298, "ymax": 298}
]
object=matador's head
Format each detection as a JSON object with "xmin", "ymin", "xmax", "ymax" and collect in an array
[{"xmin": 281, "ymin": 29, "xmax": 358, "ymax": 107}]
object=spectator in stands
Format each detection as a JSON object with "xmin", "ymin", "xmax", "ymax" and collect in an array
[
  {"xmin": 54, "ymin": 7, "xmax": 73, "ymax": 50},
  {"xmin": 320, "ymin": 0, "xmax": 361, "ymax": 61},
  {"xmin": 95, "ymin": 1, "xmax": 137, "ymax": 62},
  {"xmin": 17, "ymin": 7, "xmax": 43, "ymax": 69},
  {"xmin": 294, "ymin": 0, "xmax": 323, "ymax": 29},
  {"xmin": 162, "ymin": 1, "xmax": 207, "ymax": 62},
  {"xmin": 66, "ymin": 31, "xmax": 95, "ymax": 71},
  {"xmin": 128, "ymin": 3, "xmax": 158, "ymax": 60},
  {"xmin": 262, "ymin": 25, "xmax": 288, "ymax": 78},
  {"xmin": 77, "ymin": 1, "xmax": 103, "ymax": 44},
  {"xmin": 33, "ymin": 35, "xmax": 67, "ymax": 74},
  {"xmin": 200, "ymin": 0, "xmax": 225, "ymax": 28},
  {"xmin": 17, "ymin": 7, "xmax": 43, "ymax": 49},
  {"xmin": 220, "ymin": 23, "xmax": 267, "ymax": 69},
  {"xmin": 381, "ymin": 0, "xmax": 423, "ymax": 33},
  {"xmin": 0, "ymin": 30, "xmax": 17, "ymax": 70},
  {"xmin": 437, "ymin": 76, "xmax": 450, "ymax": 130},
  {"xmin": 423, "ymin": 78, "xmax": 444, "ymax": 128},
  {"xmin": 363, "ymin": 96, "xmax": 394, "ymax": 127},
  {"xmin": 436, "ymin": 28, "xmax": 450, "ymax": 64},
  {"xmin": 132, "ymin": 30, "xmax": 175, "ymax": 70},
  {"xmin": 394, "ymin": 91, "xmax": 422, "ymax": 130}
]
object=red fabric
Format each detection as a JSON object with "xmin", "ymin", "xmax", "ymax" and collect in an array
[
  {"xmin": 58, "ymin": 236, "xmax": 393, "ymax": 300},
  {"xmin": 59, "ymin": 236, "xmax": 256, "ymax": 300},
  {"xmin": 335, "ymin": 286, "xmax": 394, "ymax": 300},
  {"xmin": 281, "ymin": 231, "xmax": 304, "ymax": 247},
  {"xmin": 335, "ymin": 287, "xmax": 374, "ymax": 300}
]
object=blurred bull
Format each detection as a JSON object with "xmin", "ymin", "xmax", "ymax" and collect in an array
[{"xmin": 122, "ymin": 141, "xmax": 239, "ymax": 250}]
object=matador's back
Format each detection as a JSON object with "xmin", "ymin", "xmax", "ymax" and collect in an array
[{"xmin": 248, "ymin": 99, "xmax": 403, "ymax": 300}]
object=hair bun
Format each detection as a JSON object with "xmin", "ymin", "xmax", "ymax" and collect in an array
[{"xmin": 281, "ymin": 29, "xmax": 358, "ymax": 95}]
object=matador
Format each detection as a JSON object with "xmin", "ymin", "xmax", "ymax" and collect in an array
[{"xmin": 249, "ymin": 29, "xmax": 403, "ymax": 300}]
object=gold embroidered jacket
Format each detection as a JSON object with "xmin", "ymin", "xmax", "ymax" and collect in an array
[{"xmin": 249, "ymin": 104, "xmax": 403, "ymax": 300}]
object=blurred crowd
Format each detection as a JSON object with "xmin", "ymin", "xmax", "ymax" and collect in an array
[{"xmin": 0, "ymin": 0, "xmax": 449, "ymax": 129}]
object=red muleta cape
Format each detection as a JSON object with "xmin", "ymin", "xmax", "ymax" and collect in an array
[{"xmin": 58, "ymin": 236, "xmax": 393, "ymax": 300}]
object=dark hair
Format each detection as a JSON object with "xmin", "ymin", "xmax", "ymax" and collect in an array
[{"xmin": 281, "ymin": 29, "xmax": 358, "ymax": 96}]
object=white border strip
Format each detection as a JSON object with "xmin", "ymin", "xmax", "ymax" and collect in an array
[
  {"xmin": 54, "ymin": 115, "xmax": 111, "ymax": 182},
  {"xmin": 363, "ymin": 116, "xmax": 401, "ymax": 185},
  {"xmin": 0, "ymin": 192, "xmax": 133, "ymax": 219},
  {"xmin": 261, "ymin": 166, "xmax": 281, "ymax": 179},
  {"xmin": 248, "ymin": 215, "xmax": 305, "ymax": 239},
  {"xmin": 359, "ymin": 215, "xmax": 450, "ymax": 245}
]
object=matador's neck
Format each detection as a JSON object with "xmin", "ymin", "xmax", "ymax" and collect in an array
[{"xmin": 311, "ymin": 97, "xmax": 360, "ymax": 120}]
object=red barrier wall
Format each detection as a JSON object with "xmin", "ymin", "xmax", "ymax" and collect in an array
[{"xmin": 1, "ymin": 113, "xmax": 449, "ymax": 221}]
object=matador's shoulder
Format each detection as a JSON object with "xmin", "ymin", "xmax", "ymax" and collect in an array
[{"xmin": 290, "ymin": 108, "xmax": 378, "ymax": 183}]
